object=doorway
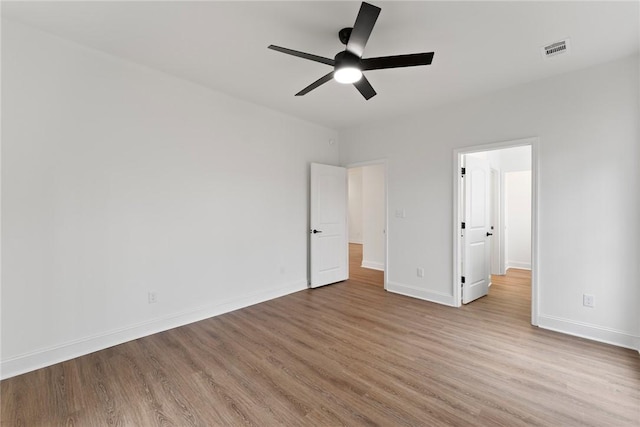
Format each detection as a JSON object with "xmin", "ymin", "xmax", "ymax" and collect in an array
[
  {"xmin": 453, "ymin": 138, "xmax": 538, "ymax": 325},
  {"xmin": 347, "ymin": 161, "xmax": 387, "ymax": 288}
]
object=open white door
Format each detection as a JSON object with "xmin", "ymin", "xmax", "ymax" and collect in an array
[
  {"xmin": 310, "ymin": 163, "xmax": 348, "ymax": 288},
  {"xmin": 462, "ymin": 155, "xmax": 491, "ymax": 303}
]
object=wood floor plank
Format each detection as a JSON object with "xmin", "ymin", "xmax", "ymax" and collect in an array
[{"xmin": 2, "ymin": 265, "xmax": 639, "ymax": 426}]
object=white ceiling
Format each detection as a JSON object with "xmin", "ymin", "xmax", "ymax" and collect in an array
[{"xmin": 3, "ymin": 1, "xmax": 639, "ymax": 130}]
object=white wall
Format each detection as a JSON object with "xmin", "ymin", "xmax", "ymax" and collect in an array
[
  {"xmin": 499, "ymin": 146, "xmax": 532, "ymax": 173},
  {"xmin": 361, "ymin": 164, "xmax": 385, "ymax": 271},
  {"xmin": 348, "ymin": 168, "xmax": 363, "ymax": 244},
  {"xmin": 505, "ymin": 171, "xmax": 531, "ymax": 270},
  {"xmin": 340, "ymin": 55, "xmax": 640, "ymax": 349},
  {"xmin": 1, "ymin": 20, "xmax": 339, "ymax": 378}
]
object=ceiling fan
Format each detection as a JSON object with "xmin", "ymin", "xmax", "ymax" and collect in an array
[{"xmin": 268, "ymin": 1, "xmax": 434, "ymax": 100}]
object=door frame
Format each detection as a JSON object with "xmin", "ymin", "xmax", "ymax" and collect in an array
[
  {"xmin": 489, "ymin": 167, "xmax": 505, "ymax": 275},
  {"xmin": 346, "ymin": 159, "xmax": 388, "ymax": 290},
  {"xmin": 452, "ymin": 137, "xmax": 539, "ymax": 325}
]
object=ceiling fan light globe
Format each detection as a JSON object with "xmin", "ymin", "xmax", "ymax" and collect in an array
[{"xmin": 334, "ymin": 67, "xmax": 362, "ymax": 84}]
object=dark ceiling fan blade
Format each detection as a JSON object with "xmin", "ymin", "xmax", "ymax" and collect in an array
[
  {"xmin": 268, "ymin": 45, "xmax": 335, "ymax": 66},
  {"xmin": 362, "ymin": 52, "xmax": 435, "ymax": 70},
  {"xmin": 346, "ymin": 2, "xmax": 381, "ymax": 58},
  {"xmin": 295, "ymin": 72, "xmax": 335, "ymax": 96},
  {"xmin": 353, "ymin": 75, "xmax": 377, "ymax": 100}
]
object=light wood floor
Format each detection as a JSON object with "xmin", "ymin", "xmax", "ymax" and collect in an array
[
  {"xmin": 349, "ymin": 243, "xmax": 384, "ymax": 287},
  {"xmin": 2, "ymin": 269, "xmax": 639, "ymax": 426}
]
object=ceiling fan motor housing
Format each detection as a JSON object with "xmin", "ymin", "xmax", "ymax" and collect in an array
[{"xmin": 334, "ymin": 51, "xmax": 361, "ymax": 71}]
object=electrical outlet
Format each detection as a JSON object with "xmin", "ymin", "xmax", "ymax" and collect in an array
[
  {"xmin": 148, "ymin": 291, "xmax": 158, "ymax": 304},
  {"xmin": 417, "ymin": 267, "xmax": 424, "ymax": 278},
  {"xmin": 583, "ymin": 294, "xmax": 594, "ymax": 308}
]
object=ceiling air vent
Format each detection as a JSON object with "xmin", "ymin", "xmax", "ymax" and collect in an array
[{"xmin": 542, "ymin": 39, "xmax": 570, "ymax": 58}]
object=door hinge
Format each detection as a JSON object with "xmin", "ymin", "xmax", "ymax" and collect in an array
[
  {"xmin": 461, "ymin": 276, "xmax": 465, "ymax": 284},
  {"xmin": 461, "ymin": 167, "xmax": 466, "ymax": 176},
  {"xmin": 461, "ymin": 222, "xmax": 466, "ymax": 229}
]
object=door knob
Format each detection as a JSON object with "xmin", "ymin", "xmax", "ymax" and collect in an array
[
  {"xmin": 311, "ymin": 229, "xmax": 323, "ymax": 234},
  {"xmin": 486, "ymin": 232, "xmax": 493, "ymax": 236}
]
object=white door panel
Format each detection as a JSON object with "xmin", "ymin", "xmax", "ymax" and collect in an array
[
  {"xmin": 490, "ymin": 169, "xmax": 502, "ymax": 275},
  {"xmin": 310, "ymin": 163, "xmax": 348, "ymax": 288},
  {"xmin": 462, "ymin": 156, "xmax": 491, "ymax": 304}
]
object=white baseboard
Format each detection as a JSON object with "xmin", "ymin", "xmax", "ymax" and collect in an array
[
  {"xmin": 349, "ymin": 239, "xmax": 363, "ymax": 244},
  {"xmin": 361, "ymin": 260, "xmax": 384, "ymax": 271},
  {"xmin": 387, "ymin": 281, "xmax": 457, "ymax": 307},
  {"xmin": 537, "ymin": 314, "xmax": 640, "ymax": 351},
  {"xmin": 506, "ymin": 261, "xmax": 531, "ymax": 270},
  {"xmin": 0, "ymin": 280, "xmax": 307, "ymax": 380}
]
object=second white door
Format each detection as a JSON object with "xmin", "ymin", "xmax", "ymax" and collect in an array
[{"xmin": 462, "ymin": 155, "xmax": 491, "ymax": 303}]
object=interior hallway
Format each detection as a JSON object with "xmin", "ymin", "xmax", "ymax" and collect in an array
[{"xmin": 477, "ymin": 268, "xmax": 533, "ymax": 323}]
